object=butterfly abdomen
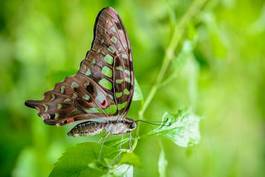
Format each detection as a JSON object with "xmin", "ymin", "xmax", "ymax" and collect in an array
[
  {"xmin": 67, "ymin": 118, "xmax": 136, "ymax": 136},
  {"xmin": 67, "ymin": 121, "xmax": 105, "ymax": 136}
]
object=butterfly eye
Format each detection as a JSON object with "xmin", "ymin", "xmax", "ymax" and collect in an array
[{"xmin": 129, "ymin": 122, "xmax": 136, "ymax": 129}]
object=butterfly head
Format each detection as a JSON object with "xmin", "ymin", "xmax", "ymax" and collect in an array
[{"xmin": 124, "ymin": 118, "xmax": 137, "ymax": 132}]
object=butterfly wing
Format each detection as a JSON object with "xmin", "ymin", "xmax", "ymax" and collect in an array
[
  {"xmin": 79, "ymin": 7, "xmax": 134, "ymax": 116},
  {"xmin": 25, "ymin": 7, "xmax": 134, "ymax": 126},
  {"xmin": 25, "ymin": 73, "xmax": 114, "ymax": 126}
]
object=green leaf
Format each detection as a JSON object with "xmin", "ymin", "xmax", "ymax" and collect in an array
[
  {"xmin": 158, "ymin": 147, "xmax": 167, "ymax": 177},
  {"xmin": 172, "ymin": 40, "xmax": 194, "ymax": 70},
  {"xmin": 150, "ymin": 110, "xmax": 201, "ymax": 148},
  {"xmin": 119, "ymin": 152, "xmax": 140, "ymax": 167},
  {"xmin": 49, "ymin": 142, "xmax": 120, "ymax": 177},
  {"xmin": 132, "ymin": 78, "xmax": 143, "ymax": 101}
]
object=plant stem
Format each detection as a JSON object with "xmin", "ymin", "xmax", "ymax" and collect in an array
[{"xmin": 138, "ymin": 0, "xmax": 207, "ymax": 121}]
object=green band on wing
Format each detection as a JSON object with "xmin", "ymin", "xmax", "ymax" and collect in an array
[
  {"xmin": 104, "ymin": 54, "xmax": 113, "ymax": 65},
  {"xmin": 60, "ymin": 86, "xmax": 65, "ymax": 94},
  {"xmin": 115, "ymin": 92, "xmax": 123, "ymax": 98},
  {"xmin": 118, "ymin": 102, "xmax": 127, "ymax": 110},
  {"xmin": 116, "ymin": 79, "xmax": 123, "ymax": 84},
  {"xmin": 124, "ymin": 70, "xmax": 130, "ymax": 76},
  {"xmin": 111, "ymin": 36, "xmax": 117, "ymax": 44},
  {"xmin": 104, "ymin": 105, "xmax": 117, "ymax": 114},
  {"xmin": 57, "ymin": 104, "xmax": 62, "ymax": 109},
  {"xmin": 99, "ymin": 78, "xmax": 112, "ymax": 90},
  {"xmin": 108, "ymin": 46, "xmax": 115, "ymax": 53},
  {"xmin": 71, "ymin": 81, "xmax": 79, "ymax": 89},
  {"xmin": 82, "ymin": 94, "xmax": 90, "ymax": 101},
  {"xmin": 125, "ymin": 77, "xmax": 130, "ymax": 83},
  {"xmin": 85, "ymin": 69, "xmax": 91, "ymax": 76},
  {"xmin": 116, "ymin": 66, "xmax": 123, "ymax": 71},
  {"xmin": 123, "ymin": 89, "xmax": 130, "ymax": 95},
  {"xmin": 121, "ymin": 53, "xmax": 128, "ymax": 59},
  {"xmin": 102, "ymin": 66, "xmax": 112, "ymax": 78}
]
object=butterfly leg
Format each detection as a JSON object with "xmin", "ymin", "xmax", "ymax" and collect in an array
[
  {"xmin": 128, "ymin": 132, "xmax": 133, "ymax": 151},
  {"xmin": 97, "ymin": 132, "xmax": 111, "ymax": 160}
]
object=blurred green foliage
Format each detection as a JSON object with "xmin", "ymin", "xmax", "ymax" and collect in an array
[{"xmin": 0, "ymin": 0, "xmax": 265, "ymax": 177}]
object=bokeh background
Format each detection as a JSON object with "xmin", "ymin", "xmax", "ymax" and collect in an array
[{"xmin": 0, "ymin": 0, "xmax": 264, "ymax": 177}]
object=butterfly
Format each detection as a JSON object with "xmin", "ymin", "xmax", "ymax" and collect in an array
[{"xmin": 25, "ymin": 7, "xmax": 136, "ymax": 136}]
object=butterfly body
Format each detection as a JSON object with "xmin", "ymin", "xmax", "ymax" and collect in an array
[
  {"xmin": 25, "ymin": 7, "xmax": 136, "ymax": 136},
  {"xmin": 68, "ymin": 118, "xmax": 136, "ymax": 136}
]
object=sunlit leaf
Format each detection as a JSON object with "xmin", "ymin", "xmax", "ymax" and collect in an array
[
  {"xmin": 120, "ymin": 152, "xmax": 140, "ymax": 167},
  {"xmin": 110, "ymin": 164, "xmax": 133, "ymax": 177},
  {"xmin": 150, "ymin": 110, "xmax": 201, "ymax": 147},
  {"xmin": 49, "ymin": 143, "xmax": 119, "ymax": 177}
]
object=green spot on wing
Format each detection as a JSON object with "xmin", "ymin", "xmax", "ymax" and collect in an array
[
  {"xmin": 82, "ymin": 94, "xmax": 90, "ymax": 101},
  {"xmin": 111, "ymin": 36, "xmax": 117, "ymax": 43},
  {"xmin": 85, "ymin": 108, "xmax": 101, "ymax": 113},
  {"xmin": 104, "ymin": 54, "xmax": 113, "ymax": 65},
  {"xmin": 124, "ymin": 70, "xmax": 130, "ymax": 75},
  {"xmin": 123, "ymin": 89, "xmax": 130, "ymax": 95},
  {"xmin": 71, "ymin": 82, "xmax": 79, "ymax": 89},
  {"xmin": 104, "ymin": 105, "xmax": 117, "ymax": 114},
  {"xmin": 99, "ymin": 79, "xmax": 112, "ymax": 90},
  {"xmin": 116, "ymin": 79, "xmax": 123, "ymax": 84},
  {"xmin": 125, "ymin": 77, "xmax": 130, "ymax": 83},
  {"xmin": 116, "ymin": 66, "xmax": 123, "ymax": 71},
  {"xmin": 121, "ymin": 53, "xmax": 128, "ymax": 59},
  {"xmin": 115, "ymin": 92, "xmax": 123, "ymax": 98},
  {"xmin": 108, "ymin": 46, "xmax": 115, "ymax": 53},
  {"xmin": 60, "ymin": 86, "xmax": 65, "ymax": 93},
  {"xmin": 57, "ymin": 104, "xmax": 62, "ymax": 109},
  {"xmin": 102, "ymin": 66, "xmax": 112, "ymax": 78},
  {"xmin": 118, "ymin": 102, "xmax": 127, "ymax": 110},
  {"xmin": 85, "ymin": 69, "xmax": 91, "ymax": 76}
]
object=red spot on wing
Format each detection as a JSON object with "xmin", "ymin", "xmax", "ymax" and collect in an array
[{"xmin": 100, "ymin": 99, "xmax": 108, "ymax": 108}]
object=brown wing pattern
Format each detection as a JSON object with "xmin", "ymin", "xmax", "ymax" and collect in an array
[
  {"xmin": 25, "ymin": 73, "xmax": 114, "ymax": 126},
  {"xmin": 79, "ymin": 7, "xmax": 134, "ymax": 116},
  {"xmin": 25, "ymin": 7, "xmax": 134, "ymax": 126}
]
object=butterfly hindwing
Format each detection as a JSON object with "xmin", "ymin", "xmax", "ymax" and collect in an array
[{"xmin": 25, "ymin": 73, "xmax": 112, "ymax": 125}]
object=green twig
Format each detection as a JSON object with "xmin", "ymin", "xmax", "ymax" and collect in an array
[
  {"xmin": 138, "ymin": 0, "xmax": 207, "ymax": 121},
  {"xmin": 132, "ymin": 0, "xmax": 208, "ymax": 152}
]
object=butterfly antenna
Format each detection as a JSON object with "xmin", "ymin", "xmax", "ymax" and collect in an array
[{"xmin": 135, "ymin": 118, "xmax": 171, "ymax": 126}]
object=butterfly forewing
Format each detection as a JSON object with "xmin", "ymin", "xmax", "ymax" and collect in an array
[
  {"xmin": 25, "ymin": 7, "xmax": 134, "ymax": 128},
  {"xmin": 79, "ymin": 7, "xmax": 134, "ymax": 116}
]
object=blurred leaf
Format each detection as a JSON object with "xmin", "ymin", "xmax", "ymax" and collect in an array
[
  {"xmin": 49, "ymin": 143, "xmax": 119, "ymax": 177},
  {"xmin": 160, "ymin": 40, "xmax": 194, "ymax": 87},
  {"xmin": 150, "ymin": 110, "xmax": 201, "ymax": 147},
  {"xmin": 172, "ymin": 40, "xmax": 193, "ymax": 70},
  {"xmin": 158, "ymin": 147, "xmax": 167, "ymax": 177},
  {"xmin": 12, "ymin": 148, "xmax": 36, "ymax": 177},
  {"xmin": 108, "ymin": 164, "xmax": 133, "ymax": 177},
  {"xmin": 119, "ymin": 152, "xmax": 140, "ymax": 167},
  {"xmin": 132, "ymin": 78, "xmax": 143, "ymax": 101}
]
